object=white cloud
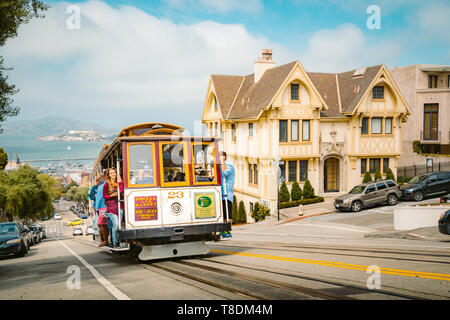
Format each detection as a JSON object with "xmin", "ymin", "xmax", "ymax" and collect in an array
[
  {"xmin": 2, "ymin": 1, "xmax": 283, "ymax": 129},
  {"xmin": 299, "ymin": 23, "xmax": 402, "ymax": 72}
]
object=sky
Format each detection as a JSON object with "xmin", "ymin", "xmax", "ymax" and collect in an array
[{"xmin": 2, "ymin": 0, "xmax": 449, "ymax": 133}]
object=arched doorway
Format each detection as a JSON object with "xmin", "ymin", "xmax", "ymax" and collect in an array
[{"xmin": 324, "ymin": 157, "xmax": 340, "ymax": 192}]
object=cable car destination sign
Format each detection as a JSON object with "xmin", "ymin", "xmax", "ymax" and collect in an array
[{"xmin": 135, "ymin": 196, "xmax": 158, "ymax": 221}]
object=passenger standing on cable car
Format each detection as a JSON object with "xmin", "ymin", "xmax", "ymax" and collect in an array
[
  {"xmin": 95, "ymin": 171, "xmax": 109, "ymax": 247},
  {"xmin": 219, "ymin": 151, "xmax": 235, "ymax": 239},
  {"xmin": 89, "ymin": 178, "xmax": 100, "ymax": 218},
  {"xmin": 103, "ymin": 167, "xmax": 124, "ymax": 248}
]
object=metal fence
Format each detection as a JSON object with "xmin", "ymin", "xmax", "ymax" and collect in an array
[{"xmin": 397, "ymin": 160, "xmax": 450, "ymax": 178}]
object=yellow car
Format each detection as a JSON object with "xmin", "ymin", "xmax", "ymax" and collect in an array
[{"xmin": 67, "ymin": 219, "xmax": 84, "ymax": 226}]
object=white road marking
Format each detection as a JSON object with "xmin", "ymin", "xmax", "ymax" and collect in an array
[
  {"xmin": 58, "ymin": 239, "xmax": 131, "ymax": 300},
  {"xmin": 287, "ymin": 223, "xmax": 372, "ymax": 233},
  {"xmin": 232, "ymin": 231, "xmax": 354, "ymax": 239}
]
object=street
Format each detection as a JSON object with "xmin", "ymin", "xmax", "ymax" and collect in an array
[{"xmin": 0, "ymin": 199, "xmax": 449, "ymax": 301}]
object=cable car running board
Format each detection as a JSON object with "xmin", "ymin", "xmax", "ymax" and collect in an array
[{"xmin": 138, "ymin": 241, "xmax": 210, "ymax": 261}]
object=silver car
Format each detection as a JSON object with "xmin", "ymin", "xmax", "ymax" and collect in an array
[{"xmin": 334, "ymin": 180, "xmax": 402, "ymax": 212}]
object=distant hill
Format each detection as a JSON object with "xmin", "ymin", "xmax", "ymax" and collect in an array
[{"xmin": 2, "ymin": 117, "xmax": 118, "ymax": 137}]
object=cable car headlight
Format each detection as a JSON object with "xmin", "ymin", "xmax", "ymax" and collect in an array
[{"xmin": 171, "ymin": 202, "xmax": 182, "ymax": 215}]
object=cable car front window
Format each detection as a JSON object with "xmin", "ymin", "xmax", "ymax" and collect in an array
[
  {"xmin": 128, "ymin": 143, "xmax": 155, "ymax": 186},
  {"xmin": 193, "ymin": 143, "xmax": 216, "ymax": 183},
  {"xmin": 162, "ymin": 143, "xmax": 187, "ymax": 183}
]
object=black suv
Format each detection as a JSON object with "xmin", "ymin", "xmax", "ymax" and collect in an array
[
  {"xmin": 0, "ymin": 222, "xmax": 29, "ymax": 257},
  {"xmin": 400, "ymin": 171, "xmax": 450, "ymax": 201}
]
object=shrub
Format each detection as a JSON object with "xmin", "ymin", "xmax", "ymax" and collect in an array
[
  {"xmin": 252, "ymin": 203, "xmax": 270, "ymax": 222},
  {"xmin": 237, "ymin": 200, "xmax": 247, "ymax": 224},
  {"xmin": 279, "ymin": 196, "xmax": 324, "ymax": 209},
  {"xmin": 302, "ymin": 179, "xmax": 315, "ymax": 199},
  {"xmin": 231, "ymin": 195, "xmax": 238, "ymax": 223},
  {"xmin": 291, "ymin": 182, "xmax": 302, "ymax": 201},
  {"xmin": 385, "ymin": 168, "xmax": 395, "ymax": 181},
  {"xmin": 279, "ymin": 182, "xmax": 290, "ymax": 203},
  {"xmin": 363, "ymin": 171, "xmax": 372, "ymax": 183},
  {"xmin": 374, "ymin": 171, "xmax": 382, "ymax": 181}
]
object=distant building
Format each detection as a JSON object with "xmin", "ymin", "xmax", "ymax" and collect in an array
[
  {"xmin": 390, "ymin": 65, "xmax": 450, "ymax": 167},
  {"xmin": 80, "ymin": 171, "xmax": 90, "ymax": 186},
  {"xmin": 5, "ymin": 161, "xmax": 19, "ymax": 171}
]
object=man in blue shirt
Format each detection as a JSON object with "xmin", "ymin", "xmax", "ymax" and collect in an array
[
  {"xmin": 220, "ymin": 151, "xmax": 235, "ymax": 239},
  {"xmin": 88, "ymin": 178, "xmax": 100, "ymax": 217}
]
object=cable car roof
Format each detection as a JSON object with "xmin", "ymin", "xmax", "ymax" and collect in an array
[{"xmin": 118, "ymin": 123, "xmax": 184, "ymax": 137}]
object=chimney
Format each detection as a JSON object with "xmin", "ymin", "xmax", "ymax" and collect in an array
[{"xmin": 254, "ymin": 49, "xmax": 275, "ymax": 83}]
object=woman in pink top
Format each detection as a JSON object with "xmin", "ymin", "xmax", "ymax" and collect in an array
[{"xmin": 103, "ymin": 167, "xmax": 124, "ymax": 248}]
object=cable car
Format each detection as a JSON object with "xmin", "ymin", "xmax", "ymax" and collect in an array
[{"xmin": 89, "ymin": 123, "xmax": 231, "ymax": 260}]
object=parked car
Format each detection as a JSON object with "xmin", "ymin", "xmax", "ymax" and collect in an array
[
  {"xmin": 81, "ymin": 214, "xmax": 88, "ymax": 219},
  {"xmin": 70, "ymin": 206, "xmax": 76, "ymax": 212},
  {"xmin": 400, "ymin": 171, "xmax": 450, "ymax": 201},
  {"xmin": 53, "ymin": 199, "xmax": 59, "ymax": 203},
  {"xmin": 42, "ymin": 216, "xmax": 49, "ymax": 221},
  {"xmin": 438, "ymin": 209, "xmax": 450, "ymax": 235},
  {"xmin": 67, "ymin": 219, "xmax": 84, "ymax": 226},
  {"xmin": 30, "ymin": 226, "xmax": 41, "ymax": 244},
  {"xmin": 22, "ymin": 226, "xmax": 35, "ymax": 247},
  {"xmin": 72, "ymin": 227, "xmax": 83, "ymax": 236},
  {"xmin": 0, "ymin": 222, "xmax": 29, "ymax": 257},
  {"xmin": 335, "ymin": 180, "xmax": 402, "ymax": 212},
  {"xmin": 440, "ymin": 195, "xmax": 449, "ymax": 203},
  {"xmin": 54, "ymin": 213, "xmax": 62, "ymax": 220},
  {"xmin": 32, "ymin": 224, "xmax": 46, "ymax": 241}
]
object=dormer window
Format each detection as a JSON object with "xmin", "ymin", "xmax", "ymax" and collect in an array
[
  {"xmin": 290, "ymin": 83, "xmax": 300, "ymax": 101},
  {"xmin": 372, "ymin": 86, "xmax": 384, "ymax": 100}
]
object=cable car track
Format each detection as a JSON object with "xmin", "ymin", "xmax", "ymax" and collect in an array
[
  {"xmin": 72, "ymin": 238, "xmax": 447, "ymax": 300},
  {"xmin": 211, "ymin": 241, "xmax": 450, "ymax": 265}
]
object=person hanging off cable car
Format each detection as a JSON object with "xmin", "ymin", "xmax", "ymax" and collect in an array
[{"xmin": 103, "ymin": 167, "xmax": 124, "ymax": 248}]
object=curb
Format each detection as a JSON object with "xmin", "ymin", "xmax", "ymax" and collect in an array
[{"xmin": 276, "ymin": 211, "xmax": 332, "ymax": 225}]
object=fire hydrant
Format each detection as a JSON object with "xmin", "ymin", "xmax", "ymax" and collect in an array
[{"xmin": 298, "ymin": 204, "xmax": 304, "ymax": 216}]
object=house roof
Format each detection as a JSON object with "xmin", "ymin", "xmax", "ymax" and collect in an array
[
  {"xmin": 209, "ymin": 61, "xmax": 385, "ymax": 120},
  {"xmin": 210, "ymin": 75, "xmax": 245, "ymax": 118}
]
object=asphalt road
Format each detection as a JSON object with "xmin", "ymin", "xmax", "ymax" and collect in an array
[{"xmin": 0, "ymin": 200, "xmax": 449, "ymax": 301}]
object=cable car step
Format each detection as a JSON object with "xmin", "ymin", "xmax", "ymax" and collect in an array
[{"xmin": 138, "ymin": 241, "xmax": 210, "ymax": 261}]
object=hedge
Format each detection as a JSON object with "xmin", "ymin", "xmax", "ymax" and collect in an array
[{"xmin": 279, "ymin": 196, "xmax": 324, "ymax": 209}]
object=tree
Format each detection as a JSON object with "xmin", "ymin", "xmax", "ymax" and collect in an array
[
  {"xmin": 0, "ymin": 147, "xmax": 7, "ymax": 170},
  {"xmin": 251, "ymin": 202, "xmax": 270, "ymax": 222},
  {"xmin": 251, "ymin": 202, "xmax": 260, "ymax": 221},
  {"xmin": 0, "ymin": 164, "xmax": 56, "ymax": 222},
  {"xmin": 63, "ymin": 180, "xmax": 78, "ymax": 193},
  {"xmin": 231, "ymin": 195, "xmax": 238, "ymax": 224},
  {"xmin": 374, "ymin": 171, "xmax": 382, "ymax": 181},
  {"xmin": 279, "ymin": 182, "xmax": 290, "ymax": 203},
  {"xmin": 0, "ymin": 1, "xmax": 49, "ymax": 132},
  {"xmin": 302, "ymin": 179, "xmax": 315, "ymax": 199},
  {"xmin": 237, "ymin": 200, "xmax": 247, "ymax": 224},
  {"xmin": 385, "ymin": 168, "xmax": 395, "ymax": 181},
  {"xmin": 363, "ymin": 171, "xmax": 372, "ymax": 183},
  {"xmin": 291, "ymin": 181, "xmax": 302, "ymax": 201}
]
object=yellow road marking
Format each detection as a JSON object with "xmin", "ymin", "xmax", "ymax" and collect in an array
[{"xmin": 210, "ymin": 249, "xmax": 450, "ymax": 282}]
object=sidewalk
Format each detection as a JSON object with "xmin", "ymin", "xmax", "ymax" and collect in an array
[{"xmin": 264, "ymin": 193, "xmax": 342, "ymax": 224}]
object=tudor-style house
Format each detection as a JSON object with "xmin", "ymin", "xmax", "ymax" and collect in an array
[{"xmin": 202, "ymin": 49, "xmax": 411, "ymax": 216}]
